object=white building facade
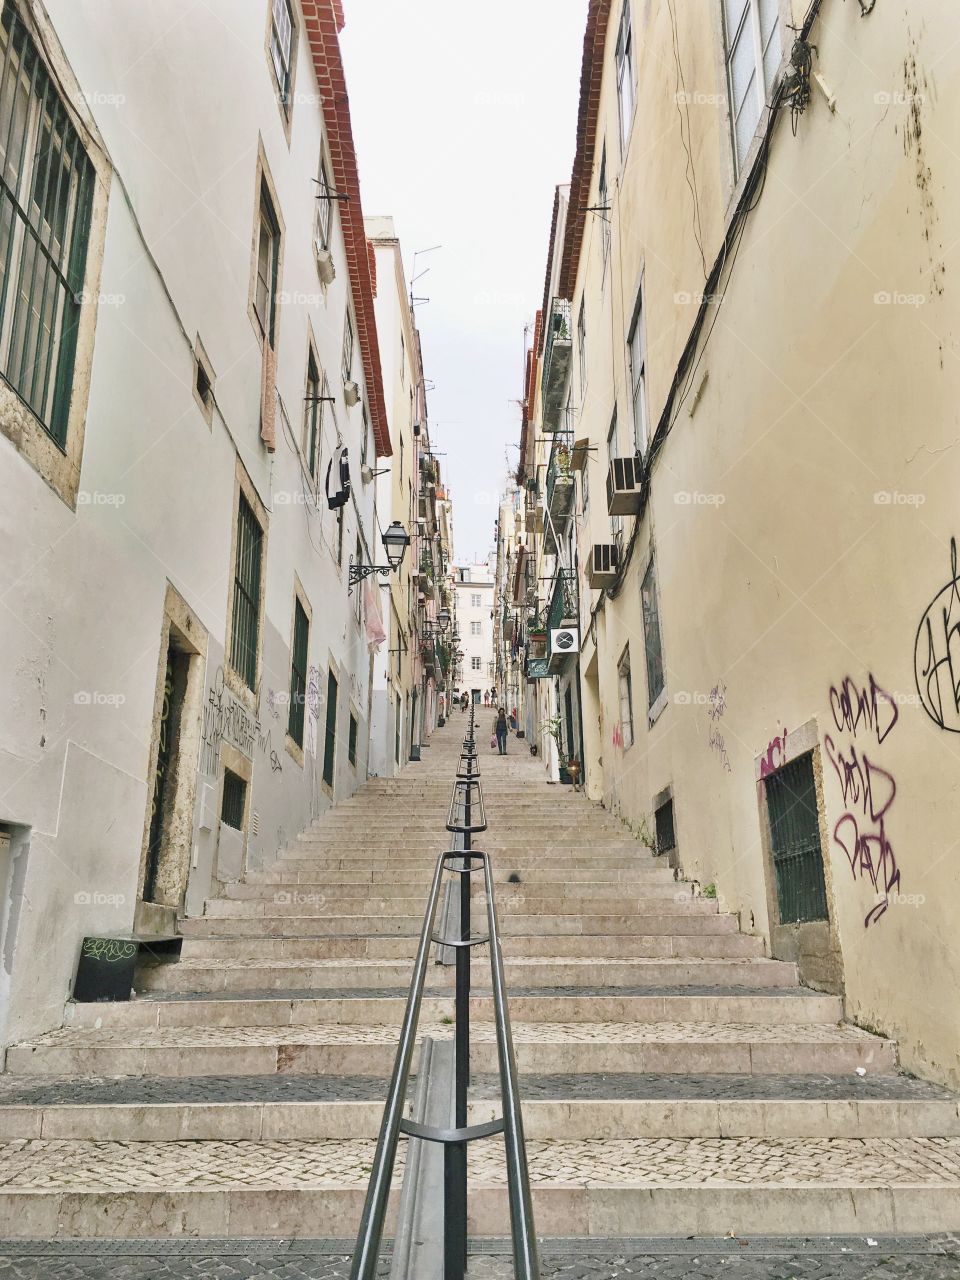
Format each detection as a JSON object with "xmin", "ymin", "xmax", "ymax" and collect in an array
[
  {"xmin": 453, "ymin": 562, "xmax": 495, "ymax": 703},
  {"xmin": 0, "ymin": 0, "xmax": 389, "ymax": 1048}
]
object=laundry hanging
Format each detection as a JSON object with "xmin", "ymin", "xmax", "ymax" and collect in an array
[{"xmin": 326, "ymin": 442, "xmax": 351, "ymax": 510}]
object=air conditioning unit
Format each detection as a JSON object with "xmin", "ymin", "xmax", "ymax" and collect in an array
[
  {"xmin": 315, "ymin": 241, "xmax": 336, "ymax": 285},
  {"xmin": 549, "ymin": 626, "xmax": 579, "ymax": 659},
  {"xmin": 587, "ymin": 542, "xmax": 620, "ymax": 589},
  {"xmin": 606, "ymin": 455, "xmax": 643, "ymax": 515},
  {"xmin": 343, "ymin": 379, "xmax": 360, "ymax": 407}
]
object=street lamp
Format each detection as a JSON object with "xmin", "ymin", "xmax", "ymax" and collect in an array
[
  {"xmin": 348, "ymin": 521, "xmax": 411, "ymax": 594},
  {"xmin": 437, "ymin": 607, "xmax": 451, "ymax": 634}
]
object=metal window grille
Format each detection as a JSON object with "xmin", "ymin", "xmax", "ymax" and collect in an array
[
  {"xmin": 221, "ymin": 768, "xmax": 246, "ymax": 830},
  {"xmin": 287, "ymin": 597, "xmax": 309, "ymax": 747},
  {"xmin": 764, "ymin": 752, "xmax": 829, "ymax": 924},
  {"xmin": 348, "ymin": 713, "xmax": 358, "ymax": 767},
  {"xmin": 655, "ymin": 798, "xmax": 676, "ymax": 856},
  {"xmin": 641, "ymin": 558, "xmax": 665, "ymax": 708},
  {"xmin": 323, "ymin": 669, "xmax": 338, "ymax": 788},
  {"xmin": 269, "ymin": 0, "xmax": 293, "ymax": 102},
  {"xmin": 231, "ymin": 493, "xmax": 263, "ymax": 690},
  {"xmin": 0, "ymin": 3, "xmax": 95, "ymax": 446}
]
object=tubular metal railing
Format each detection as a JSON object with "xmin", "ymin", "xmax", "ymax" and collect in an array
[{"xmin": 350, "ymin": 706, "xmax": 540, "ymax": 1280}]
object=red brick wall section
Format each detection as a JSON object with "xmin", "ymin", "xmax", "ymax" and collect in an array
[{"xmin": 301, "ymin": 0, "xmax": 392, "ymax": 457}]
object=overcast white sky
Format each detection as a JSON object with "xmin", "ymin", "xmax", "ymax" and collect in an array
[{"xmin": 340, "ymin": 1, "xmax": 587, "ymax": 563}]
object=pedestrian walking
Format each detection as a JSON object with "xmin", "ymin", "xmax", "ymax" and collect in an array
[{"xmin": 495, "ymin": 706, "xmax": 509, "ymax": 755}]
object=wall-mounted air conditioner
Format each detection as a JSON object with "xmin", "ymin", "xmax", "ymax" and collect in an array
[
  {"xmin": 587, "ymin": 543, "xmax": 620, "ymax": 589},
  {"xmin": 315, "ymin": 241, "xmax": 336, "ymax": 285},
  {"xmin": 606, "ymin": 455, "xmax": 643, "ymax": 515},
  {"xmin": 343, "ymin": 379, "xmax": 360, "ymax": 407}
]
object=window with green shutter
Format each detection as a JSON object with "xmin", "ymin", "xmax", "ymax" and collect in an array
[
  {"xmin": 231, "ymin": 493, "xmax": 263, "ymax": 690},
  {"xmin": 287, "ymin": 597, "xmax": 309, "ymax": 748},
  {"xmin": 221, "ymin": 768, "xmax": 246, "ymax": 830},
  {"xmin": 322, "ymin": 669, "xmax": 338, "ymax": 788},
  {"xmin": 764, "ymin": 753, "xmax": 829, "ymax": 924},
  {"xmin": 0, "ymin": 2, "xmax": 95, "ymax": 446}
]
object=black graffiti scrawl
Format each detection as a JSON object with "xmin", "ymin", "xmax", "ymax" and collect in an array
[{"xmin": 914, "ymin": 537, "xmax": 960, "ymax": 733}]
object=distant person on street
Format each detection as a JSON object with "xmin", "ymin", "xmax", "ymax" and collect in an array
[
  {"xmin": 461, "ymin": 692, "xmax": 468, "ymax": 713},
  {"xmin": 495, "ymin": 707, "xmax": 509, "ymax": 755}
]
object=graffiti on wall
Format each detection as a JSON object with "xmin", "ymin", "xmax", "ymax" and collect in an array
[
  {"xmin": 759, "ymin": 725, "xmax": 789, "ymax": 778},
  {"xmin": 199, "ymin": 666, "xmax": 282, "ymax": 776},
  {"xmin": 914, "ymin": 537, "xmax": 960, "ymax": 733},
  {"xmin": 824, "ymin": 672, "xmax": 900, "ymax": 928},
  {"xmin": 707, "ymin": 679, "xmax": 732, "ymax": 773}
]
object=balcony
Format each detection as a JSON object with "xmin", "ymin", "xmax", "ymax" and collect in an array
[
  {"xmin": 547, "ymin": 567, "xmax": 578, "ymax": 633},
  {"xmin": 543, "ymin": 438, "xmax": 575, "ymax": 555},
  {"xmin": 541, "ymin": 297, "xmax": 572, "ymax": 432}
]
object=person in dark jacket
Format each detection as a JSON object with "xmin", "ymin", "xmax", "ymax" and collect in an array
[{"xmin": 495, "ymin": 707, "xmax": 509, "ymax": 755}]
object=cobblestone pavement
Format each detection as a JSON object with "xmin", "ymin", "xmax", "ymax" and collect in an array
[
  {"xmin": 0, "ymin": 1071, "xmax": 948, "ymax": 1106},
  {"xmin": 3, "ymin": 1136, "xmax": 960, "ymax": 1191},
  {"xmin": 0, "ymin": 1238, "xmax": 959, "ymax": 1279},
  {"xmin": 16, "ymin": 1021, "xmax": 880, "ymax": 1048}
]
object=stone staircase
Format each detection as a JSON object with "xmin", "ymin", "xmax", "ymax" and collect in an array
[{"xmin": 1, "ymin": 718, "xmax": 959, "ymax": 1255}]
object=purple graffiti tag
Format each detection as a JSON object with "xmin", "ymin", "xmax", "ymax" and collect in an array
[{"xmin": 829, "ymin": 674, "xmax": 899, "ymax": 745}]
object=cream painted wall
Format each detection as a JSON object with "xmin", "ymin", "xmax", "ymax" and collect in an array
[{"xmin": 548, "ymin": 0, "xmax": 960, "ymax": 1085}]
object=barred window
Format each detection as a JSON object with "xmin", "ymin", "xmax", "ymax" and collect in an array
[{"xmin": 0, "ymin": 3, "xmax": 95, "ymax": 446}]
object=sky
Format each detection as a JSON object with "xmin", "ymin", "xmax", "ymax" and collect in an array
[{"xmin": 340, "ymin": 1, "xmax": 587, "ymax": 563}]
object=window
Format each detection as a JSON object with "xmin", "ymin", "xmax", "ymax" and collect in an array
[
  {"xmin": 470, "ymin": 621, "xmax": 481, "ymax": 637},
  {"xmin": 269, "ymin": 0, "xmax": 294, "ymax": 106},
  {"xmin": 193, "ymin": 337, "xmax": 215, "ymax": 426},
  {"xmin": 400, "ymin": 331, "xmax": 405, "ymax": 384},
  {"xmin": 231, "ymin": 492, "xmax": 264, "ymax": 690},
  {"xmin": 615, "ymin": 0, "xmax": 636, "ymax": 150},
  {"xmin": 323, "ymin": 668, "xmax": 338, "ymax": 788},
  {"xmin": 348, "ymin": 713, "xmax": 358, "ymax": 768},
  {"xmin": 399, "ymin": 434, "xmax": 404, "ymax": 484},
  {"xmin": 598, "ymin": 143, "xmax": 611, "ymax": 278},
  {"xmin": 337, "ymin": 507, "xmax": 345, "ymax": 566},
  {"xmin": 655, "ymin": 797, "xmax": 676, "ymax": 857},
  {"xmin": 395, "ymin": 692, "xmax": 402, "ymax": 766},
  {"xmin": 287, "ymin": 596, "xmax": 309, "ymax": 748},
  {"xmin": 471, "ymin": 593, "xmax": 482, "ymax": 608},
  {"xmin": 471, "ymin": 656, "xmax": 481, "ymax": 671},
  {"xmin": 577, "ymin": 296, "xmax": 587, "ymax": 390},
  {"xmin": 581, "ymin": 459, "xmax": 590, "ymax": 511},
  {"xmin": 764, "ymin": 753, "xmax": 829, "ymax": 923},
  {"xmin": 723, "ymin": 0, "xmax": 782, "ymax": 173},
  {"xmin": 628, "ymin": 289, "xmax": 647, "ymax": 454},
  {"xmin": 641, "ymin": 557, "xmax": 665, "ymax": 710},
  {"xmin": 254, "ymin": 185, "xmax": 280, "ymax": 343},
  {"xmin": 315, "ymin": 154, "xmax": 332, "ymax": 249},
  {"xmin": 303, "ymin": 353, "xmax": 322, "ymax": 478},
  {"xmin": 221, "ymin": 769, "xmax": 247, "ymax": 830},
  {"xmin": 354, "ymin": 535, "xmax": 363, "ymax": 621},
  {"xmin": 618, "ymin": 646, "xmax": 634, "ymax": 749},
  {"xmin": 0, "ymin": 7, "xmax": 95, "ymax": 445},
  {"xmin": 361, "ymin": 405, "xmax": 370, "ymax": 466},
  {"xmin": 607, "ymin": 410, "xmax": 622, "ymax": 538},
  {"xmin": 342, "ymin": 311, "xmax": 354, "ymax": 382}
]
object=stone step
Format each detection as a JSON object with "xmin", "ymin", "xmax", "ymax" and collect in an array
[
  {"xmin": 66, "ymin": 991, "xmax": 842, "ymax": 1030},
  {"xmin": 178, "ymin": 931, "xmax": 765, "ymax": 960},
  {"xmin": 1, "ymin": 1135, "xmax": 957, "ymax": 1238},
  {"xmin": 135, "ymin": 957, "xmax": 798, "ymax": 994},
  {"xmin": 5, "ymin": 1021, "xmax": 897, "ymax": 1078},
  {"xmin": 1, "ymin": 1091, "xmax": 955, "ymax": 1142},
  {"xmin": 218, "ymin": 879, "xmax": 679, "ymax": 902},
  {"xmin": 177, "ymin": 912, "xmax": 739, "ymax": 938},
  {"xmin": 201, "ymin": 892, "xmax": 711, "ymax": 918},
  {"xmin": 245, "ymin": 866, "xmax": 667, "ymax": 885},
  {"xmin": 276, "ymin": 852, "xmax": 656, "ymax": 868}
]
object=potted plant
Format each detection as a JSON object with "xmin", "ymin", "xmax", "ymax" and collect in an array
[{"xmin": 555, "ymin": 443, "xmax": 571, "ymax": 475}]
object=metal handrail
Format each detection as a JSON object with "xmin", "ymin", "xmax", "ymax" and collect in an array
[{"xmin": 350, "ymin": 706, "xmax": 540, "ymax": 1280}]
